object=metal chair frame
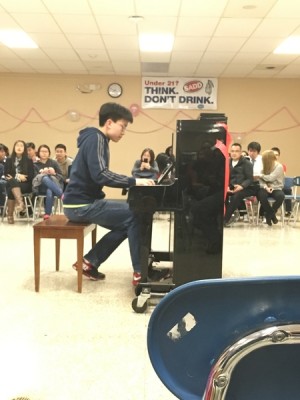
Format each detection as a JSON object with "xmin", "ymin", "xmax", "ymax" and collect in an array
[
  {"xmin": 33, "ymin": 195, "xmax": 62, "ymax": 220},
  {"xmin": 287, "ymin": 176, "xmax": 300, "ymax": 226},
  {"xmin": 147, "ymin": 277, "xmax": 300, "ymax": 400},
  {"xmin": 203, "ymin": 323, "xmax": 300, "ymax": 400},
  {"xmin": 1, "ymin": 193, "xmax": 34, "ymax": 222}
]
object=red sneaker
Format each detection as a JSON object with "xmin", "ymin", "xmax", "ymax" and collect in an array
[
  {"xmin": 72, "ymin": 259, "xmax": 105, "ymax": 281},
  {"xmin": 132, "ymin": 272, "xmax": 142, "ymax": 286}
]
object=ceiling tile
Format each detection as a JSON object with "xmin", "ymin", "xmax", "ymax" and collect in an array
[
  {"xmin": 223, "ymin": 0, "xmax": 278, "ymax": 18},
  {"xmin": 168, "ymin": 62, "xmax": 198, "ymax": 75},
  {"xmin": 215, "ymin": 18, "xmax": 261, "ymax": 37},
  {"xmin": 136, "ymin": 0, "xmax": 181, "ymax": 16},
  {"xmin": 0, "ymin": 0, "xmax": 48, "ymax": 13},
  {"xmin": 66, "ymin": 34, "xmax": 105, "ymax": 50},
  {"xmin": 11, "ymin": 13, "xmax": 61, "ymax": 33},
  {"xmin": 41, "ymin": 0, "xmax": 91, "ymax": 14},
  {"xmin": 268, "ymin": 0, "xmax": 300, "ymax": 18},
  {"xmin": 76, "ymin": 49, "xmax": 109, "ymax": 62},
  {"xmin": 89, "ymin": 0, "xmax": 135, "ymax": 16},
  {"xmin": 241, "ymin": 37, "xmax": 283, "ymax": 52},
  {"xmin": 95, "ymin": 16, "xmax": 137, "ymax": 35},
  {"xmin": 176, "ymin": 17, "xmax": 219, "ymax": 36},
  {"xmin": 102, "ymin": 35, "xmax": 138, "ymax": 50},
  {"xmin": 173, "ymin": 37, "xmax": 211, "ymax": 52},
  {"xmin": 53, "ymin": 14, "xmax": 99, "ymax": 34},
  {"xmin": 195, "ymin": 63, "xmax": 228, "ymax": 76},
  {"xmin": 251, "ymin": 18, "xmax": 300, "ymax": 37},
  {"xmin": 171, "ymin": 51, "xmax": 203, "ymax": 63},
  {"xmin": 201, "ymin": 51, "xmax": 237, "ymax": 63},
  {"xmin": 43, "ymin": 48, "xmax": 80, "ymax": 61},
  {"xmin": 0, "ymin": 11, "xmax": 21, "ymax": 28},
  {"xmin": 31, "ymin": 33, "xmax": 73, "ymax": 48},
  {"xmin": 140, "ymin": 52, "xmax": 171, "ymax": 63},
  {"xmin": 207, "ymin": 37, "xmax": 247, "ymax": 52},
  {"xmin": 107, "ymin": 49, "xmax": 140, "ymax": 62},
  {"xmin": 0, "ymin": 0, "xmax": 299, "ymax": 77},
  {"xmin": 180, "ymin": 0, "xmax": 228, "ymax": 17},
  {"xmin": 112, "ymin": 61, "xmax": 141, "ymax": 74}
]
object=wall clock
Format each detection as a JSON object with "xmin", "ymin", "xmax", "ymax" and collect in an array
[{"xmin": 107, "ymin": 83, "xmax": 123, "ymax": 98}]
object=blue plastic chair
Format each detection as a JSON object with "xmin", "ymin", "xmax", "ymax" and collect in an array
[{"xmin": 147, "ymin": 277, "xmax": 300, "ymax": 400}]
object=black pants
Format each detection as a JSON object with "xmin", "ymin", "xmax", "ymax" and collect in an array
[
  {"xmin": 225, "ymin": 186, "xmax": 257, "ymax": 222},
  {"xmin": 6, "ymin": 178, "xmax": 32, "ymax": 199},
  {"xmin": 256, "ymin": 188, "xmax": 285, "ymax": 216}
]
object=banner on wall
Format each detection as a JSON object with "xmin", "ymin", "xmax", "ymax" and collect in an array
[{"xmin": 142, "ymin": 77, "xmax": 218, "ymax": 110}]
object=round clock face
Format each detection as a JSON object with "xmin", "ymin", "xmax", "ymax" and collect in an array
[{"xmin": 108, "ymin": 83, "xmax": 123, "ymax": 98}]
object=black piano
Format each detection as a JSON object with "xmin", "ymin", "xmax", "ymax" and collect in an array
[{"xmin": 129, "ymin": 114, "xmax": 228, "ymax": 312}]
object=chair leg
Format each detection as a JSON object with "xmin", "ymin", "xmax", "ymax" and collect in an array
[{"xmin": 2, "ymin": 196, "xmax": 7, "ymax": 222}]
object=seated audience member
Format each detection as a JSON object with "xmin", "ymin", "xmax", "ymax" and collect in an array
[
  {"xmin": 224, "ymin": 143, "xmax": 256, "ymax": 227},
  {"xmin": 165, "ymin": 145, "xmax": 176, "ymax": 163},
  {"xmin": 0, "ymin": 144, "xmax": 8, "ymax": 210},
  {"xmin": 256, "ymin": 150, "xmax": 285, "ymax": 226},
  {"xmin": 132, "ymin": 148, "xmax": 159, "ymax": 179},
  {"xmin": 155, "ymin": 152, "xmax": 171, "ymax": 175},
  {"xmin": 247, "ymin": 141, "xmax": 263, "ymax": 177},
  {"xmin": 0, "ymin": 143, "xmax": 9, "ymax": 157},
  {"xmin": 4, "ymin": 140, "xmax": 34, "ymax": 224},
  {"xmin": 271, "ymin": 146, "xmax": 291, "ymax": 216},
  {"xmin": 33, "ymin": 144, "xmax": 64, "ymax": 220},
  {"xmin": 26, "ymin": 142, "xmax": 39, "ymax": 162},
  {"xmin": 55, "ymin": 143, "xmax": 73, "ymax": 187}
]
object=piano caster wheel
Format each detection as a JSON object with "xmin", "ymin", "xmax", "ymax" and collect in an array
[{"xmin": 132, "ymin": 297, "xmax": 148, "ymax": 313}]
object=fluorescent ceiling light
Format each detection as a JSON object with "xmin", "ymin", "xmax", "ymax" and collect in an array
[
  {"xmin": 0, "ymin": 30, "xmax": 38, "ymax": 48},
  {"xmin": 139, "ymin": 33, "xmax": 174, "ymax": 52},
  {"xmin": 274, "ymin": 36, "xmax": 300, "ymax": 54}
]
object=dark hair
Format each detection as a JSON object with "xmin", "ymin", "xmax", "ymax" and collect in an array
[
  {"xmin": 37, "ymin": 144, "xmax": 51, "ymax": 157},
  {"xmin": 55, "ymin": 143, "xmax": 67, "ymax": 151},
  {"xmin": 10, "ymin": 140, "xmax": 29, "ymax": 175},
  {"xmin": 141, "ymin": 148, "xmax": 155, "ymax": 165},
  {"xmin": 0, "ymin": 143, "xmax": 9, "ymax": 156},
  {"xmin": 99, "ymin": 102, "xmax": 133, "ymax": 126},
  {"xmin": 156, "ymin": 153, "xmax": 170, "ymax": 173},
  {"xmin": 165, "ymin": 146, "xmax": 173, "ymax": 156},
  {"xmin": 271, "ymin": 147, "xmax": 280, "ymax": 155},
  {"xmin": 26, "ymin": 142, "xmax": 36, "ymax": 150},
  {"xmin": 231, "ymin": 142, "xmax": 242, "ymax": 149},
  {"xmin": 247, "ymin": 141, "xmax": 261, "ymax": 153}
]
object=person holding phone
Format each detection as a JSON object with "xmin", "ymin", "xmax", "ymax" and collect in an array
[{"xmin": 131, "ymin": 148, "xmax": 159, "ymax": 179}]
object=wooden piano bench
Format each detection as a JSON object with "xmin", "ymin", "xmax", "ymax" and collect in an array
[{"xmin": 33, "ymin": 215, "xmax": 97, "ymax": 293}]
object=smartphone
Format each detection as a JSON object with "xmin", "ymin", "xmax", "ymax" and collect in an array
[{"xmin": 143, "ymin": 158, "xmax": 149, "ymax": 163}]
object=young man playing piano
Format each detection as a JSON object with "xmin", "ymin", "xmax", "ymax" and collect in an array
[{"xmin": 63, "ymin": 102, "xmax": 155, "ymax": 286}]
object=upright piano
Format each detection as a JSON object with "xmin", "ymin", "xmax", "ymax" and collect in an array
[{"xmin": 129, "ymin": 113, "xmax": 228, "ymax": 312}]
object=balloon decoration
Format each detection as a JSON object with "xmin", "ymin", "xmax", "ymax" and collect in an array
[
  {"xmin": 129, "ymin": 103, "xmax": 140, "ymax": 117},
  {"xmin": 67, "ymin": 109, "xmax": 80, "ymax": 122}
]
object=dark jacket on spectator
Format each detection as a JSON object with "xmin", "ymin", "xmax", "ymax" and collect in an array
[{"xmin": 229, "ymin": 156, "xmax": 253, "ymax": 188}]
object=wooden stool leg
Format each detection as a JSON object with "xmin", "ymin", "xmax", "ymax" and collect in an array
[
  {"xmin": 55, "ymin": 238, "xmax": 60, "ymax": 271},
  {"xmin": 77, "ymin": 235, "xmax": 84, "ymax": 293},
  {"xmin": 92, "ymin": 226, "xmax": 97, "ymax": 246},
  {"xmin": 34, "ymin": 230, "xmax": 41, "ymax": 292}
]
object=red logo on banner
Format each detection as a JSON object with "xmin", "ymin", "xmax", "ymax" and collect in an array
[{"xmin": 183, "ymin": 80, "xmax": 203, "ymax": 93}]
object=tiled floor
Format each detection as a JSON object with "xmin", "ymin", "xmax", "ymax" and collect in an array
[{"xmin": 0, "ymin": 214, "xmax": 299, "ymax": 400}]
